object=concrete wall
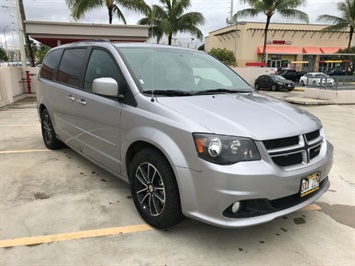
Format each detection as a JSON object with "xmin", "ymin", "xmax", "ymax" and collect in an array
[
  {"xmin": 0, "ymin": 67, "xmax": 39, "ymax": 106},
  {"xmin": 231, "ymin": 67, "xmax": 277, "ymax": 86},
  {"xmin": 305, "ymin": 87, "xmax": 355, "ymax": 104}
]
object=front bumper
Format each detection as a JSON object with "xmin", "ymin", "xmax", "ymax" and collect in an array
[
  {"xmin": 176, "ymin": 141, "xmax": 333, "ymax": 228},
  {"xmin": 278, "ymin": 84, "xmax": 295, "ymax": 90}
]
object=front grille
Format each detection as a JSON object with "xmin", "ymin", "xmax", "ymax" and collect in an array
[
  {"xmin": 272, "ymin": 153, "xmax": 303, "ymax": 167},
  {"xmin": 305, "ymin": 130, "xmax": 320, "ymax": 142},
  {"xmin": 263, "ymin": 136, "xmax": 299, "ymax": 149},
  {"xmin": 310, "ymin": 145, "xmax": 321, "ymax": 159},
  {"xmin": 263, "ymin": 129, "xmax": 323, "ymax": 168}
]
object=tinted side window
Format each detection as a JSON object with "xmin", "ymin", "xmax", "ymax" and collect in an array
[
  {"xmin": 84, "ymin": 49, "xmax": 123, "ymax": 91},
  {"xmin": 57, "ymin": 48, "xmax": 87, "ymax": 87},
  {"xmin": 40, "ymin": 49, "xmax": 62, "ymax": 80}
]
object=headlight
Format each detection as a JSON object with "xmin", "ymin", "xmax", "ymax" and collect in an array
[
  {"xmin": 277, "ymin": 82, "xmax": 283, "ymax": 85},
  {"xmin": 193, "ymin": 133, "xmax": 261, "ymax": 165}
]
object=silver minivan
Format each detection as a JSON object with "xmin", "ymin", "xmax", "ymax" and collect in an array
[{"xmin": 37, "ymin": 41, "xmax": 333, "ymax": 229}]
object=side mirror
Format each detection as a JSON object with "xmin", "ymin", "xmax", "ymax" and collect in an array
[{"xmin": 92, "ymin": 77, "xmax": 118, "ymax": 97}]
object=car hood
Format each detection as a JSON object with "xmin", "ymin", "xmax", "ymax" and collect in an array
[{"xmin": 156, "ymin": 92, "xmax": 321, "ymax": 140}]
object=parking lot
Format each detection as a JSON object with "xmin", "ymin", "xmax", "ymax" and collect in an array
[{"xmin": 0, "ymin": 94, "xmax": 354, "ymax": 265}]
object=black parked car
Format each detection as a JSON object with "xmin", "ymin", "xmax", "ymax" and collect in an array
[
  {"xmin": 325, "ymin": 68, "xmax": 346, "ymax": 76},
  {"xmin": 254, "ymin": 75, "xmax": 295, "ymax": 91}
]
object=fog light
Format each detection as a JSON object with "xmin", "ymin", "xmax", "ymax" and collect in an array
[{"xmin": 232, "ymin": 202, "xmax": 240, "ymax": 213}]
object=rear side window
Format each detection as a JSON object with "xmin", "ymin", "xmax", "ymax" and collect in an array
[
  {"xmin": 40, "ymin": 49, "xmax": 62, "ymax": 80},
  {"xmin": 57, "ymin": 48, "xmax": 87, "ymax": 87}
]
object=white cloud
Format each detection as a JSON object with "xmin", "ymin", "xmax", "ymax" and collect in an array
[{"xmin": 0, "ymin": 0, "xmax": 342, "ymax": 49}]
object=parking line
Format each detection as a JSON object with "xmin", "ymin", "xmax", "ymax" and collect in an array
[
  {"xmin": 0, "ymin": 111, "xmax": 35, "ymax": 113},
  {"xmin": 0, "ymin": 204, "xmax": 320, "ymax": 248},
  {"xmin": 0, "ymin": 149, "xmax": 50, "ymax": 154},
  {"xmin": 0, "ymin": 224, "xmax": 154, "ymax": 248},
  {"xmin": 0, "ymin": 125, "xmax": 38, "ymax": 127}
]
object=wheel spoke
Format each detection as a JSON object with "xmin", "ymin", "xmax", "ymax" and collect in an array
[
  {"xmin": 137, "ymin": 187, "xmax": 148, "ymax": 195},
  {"xmin": 137, "ymin": 166, "xmax": 149, "ymax": 184},
  {"xmin": 153, "ymin": 191, "xmax": 165, "ymax": 203},
  {"xmin": 140, "ymin": 193, "xmax": 150, "ymax": 205},
  {"xmin": 150, "ymin": 167, "xmax": 158, "ymax": 184},
  {"xmin": 150, "ymin": 194, "xmax": 160, "ymax": 215}
]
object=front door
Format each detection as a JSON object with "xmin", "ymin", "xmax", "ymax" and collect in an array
[{"xmin": 73, "ymin": 48, "xmax": 125, "ymax": 173}]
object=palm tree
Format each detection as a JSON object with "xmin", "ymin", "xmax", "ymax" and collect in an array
[
  {"xmin": 235, "ymin": 0, "xmax": 309, "ymax": 62},
  {"xmin": 317, "ymin": 0, "xmax": 355, "ymax": 55},
  {"xmin": 138, "ymin": 0, "xmax": 205, "ymax": 45},
  {"xmin": 65, "ymin": 0, "xmax": 149, "ymax": 24}
]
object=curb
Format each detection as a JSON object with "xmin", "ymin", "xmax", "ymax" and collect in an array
[{"xmin": 284, "ymin": 97, "xmax": 335, "ymax": 105}]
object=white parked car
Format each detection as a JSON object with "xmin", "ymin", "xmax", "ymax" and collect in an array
[{"xmin": 300, "ymin": 72, "xmax": 334, "ymax": 86}]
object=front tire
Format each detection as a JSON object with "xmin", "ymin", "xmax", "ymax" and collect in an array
[
  {"xmin": 271, "ymin": 85, "xmax": 277, "ymax": 91},
  {"xmin": 129, "ymin": 148, "xmax": 184, "ymax": 229},
  {"xmin": 255, "ymin": 83, "xmax": 260, "ymax": 90},
  {"xmin": 41, "ymin": 109, "xmax": 62, "ymax": 149}
]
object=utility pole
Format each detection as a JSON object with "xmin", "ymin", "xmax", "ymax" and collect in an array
[{"xmin": 17, "ymin": 0, "xmax": 35, "ymax": 67}]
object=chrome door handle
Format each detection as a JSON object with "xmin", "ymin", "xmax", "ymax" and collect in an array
[
  {"xmin": 66, "ymin": 95, "xmax": 75, "ymax": 101},
  {"xmin": 76, "ymin": 99, "xmax": 87, "ymax": 106}
]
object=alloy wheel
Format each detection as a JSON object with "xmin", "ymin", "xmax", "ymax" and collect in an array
[{"xmin": 134, "ymin": 162, "xmax": 166, "ymax": 216}]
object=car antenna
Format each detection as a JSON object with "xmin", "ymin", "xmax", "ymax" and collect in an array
[{"xmin": 151, "ymin": 90, "xmax": 155, "ymax": 102}]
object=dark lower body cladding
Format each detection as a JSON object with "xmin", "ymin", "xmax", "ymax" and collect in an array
[{"xmin": 223, "ymin": 177, "xmax": 328, "ymax": 218}]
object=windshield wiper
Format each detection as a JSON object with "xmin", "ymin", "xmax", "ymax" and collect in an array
[
  {"xmin": 143, "ymin": 90, "xmax": 194, "ymax": 96},
  {"xmin": 194, "ymin": 88, "xmax": 251, "ymax": 95}
]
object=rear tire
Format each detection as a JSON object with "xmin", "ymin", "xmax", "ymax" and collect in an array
[
  {"xmin": 41, "ymin": 109, "xmax": 63, "ymax": 149},
  {"xmin": 271, "ymin": 85, "xmax": 277, "ymax": 91},
  {"xmin": 129, "ymin": 148, "xmax": 184, "ymax": 229},
  {"xmin": 255, "ymin": 83, "xmax": 260, "ymax": 90}
]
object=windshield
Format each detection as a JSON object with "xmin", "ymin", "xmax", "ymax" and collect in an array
[{"xmin": 117, "ymin": 47, "xmax": 252, "ymax": 95}]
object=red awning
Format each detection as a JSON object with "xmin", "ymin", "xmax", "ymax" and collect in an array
[
  {"xmin": 245, "ymin": 62, "xmax": 268, "ymax": 67},
  {"xmin": 257, "ymin": 46, "xmax": 302, "ymax": 55},
  {"xmin": 302, "ymin": 47, "xmax": 322, "ymax": 54},
  {"xmin": 320, "ymin": 47, "xmax": 344, "ymax": 54}
]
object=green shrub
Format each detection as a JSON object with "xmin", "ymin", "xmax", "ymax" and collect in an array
[{"xmin": 208, "ymin": 48, "xmax": 236, "ymax": 66}]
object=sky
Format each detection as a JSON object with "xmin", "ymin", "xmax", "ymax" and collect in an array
[{"xmin": 0, "ymin": 0, "xmax": 341, "ymax": 49}]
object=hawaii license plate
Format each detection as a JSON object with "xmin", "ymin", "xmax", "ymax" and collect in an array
[{"xmin": 300, "ymin": 172, "xmax": 320, "ymax": 197}]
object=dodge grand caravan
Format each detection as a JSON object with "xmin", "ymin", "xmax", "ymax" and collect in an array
[{"xmin": 37, "ymin": 41, "xmax": 333, "ymax": 229}]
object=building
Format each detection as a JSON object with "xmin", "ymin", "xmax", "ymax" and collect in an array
[{"xmin": 206, "ymin": 22, "xmax": 354, "ymax": 72}]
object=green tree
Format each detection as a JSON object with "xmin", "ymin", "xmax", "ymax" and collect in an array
[
  {"xmin": 235, "ymin": 0, "xmax": 309, "ymax": 62},
  {"xmin": 337, "ymin": 46, "xmax": 355, "ymax": 74},
  {"xmin": 138, "ymin": 0, "xmax": 205, "ymax": 45},
  {"xmin": 208, "ymin": 48, "xmax": 237, "ymax": 66},
  {"xmin": 198, "ymin": 43, "xmax": 205, "ymax": 51},
  {"xmin": 318, "ymin": 0, "xmax": 355, "ymax": 73},
  {"xmin": 36, "ymin": 43, "xmax": 51, "ymax": 65},
  {"xmin": 65, "ymin": 0, "xmax": 149, "ymax": 24},
  {"xmin": 0, "ymin": 47, "xmax": 8, "ymax": 62}
]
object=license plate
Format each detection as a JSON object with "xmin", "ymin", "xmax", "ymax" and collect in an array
[{"xmin": 300, "ymin": 172, "xmax": 320, "ymax": 197}]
